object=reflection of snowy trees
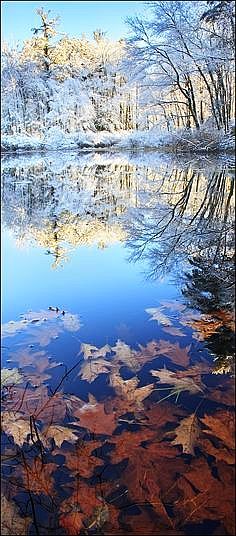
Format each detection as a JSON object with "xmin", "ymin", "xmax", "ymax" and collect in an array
[
  {"xmin": 2, "ymin": 154, "xmax": 234, "ymax": 275},
  {"xmin": 1, "ymin": 153, "xmax": 148, "ymax": 267},
  {"xmin": 126, "ymin": 163, "xmax": 235, "ymax": 277}
]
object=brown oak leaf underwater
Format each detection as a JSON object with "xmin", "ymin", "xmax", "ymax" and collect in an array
[
  {"xmin": 109, "ymin": 372, "xmax": 154, "ymax": 409},
  {"xmin": 151, "ymin": 367, "xmax": 203, "ymax": 394},
  {"xmin": 169, "ymin": 413, "xmax": 200, "ymax": 455},
  {"xmin": 59, "ymin": 483, "xmax": 113, "ymax": 534},
  {"xmin": 41, "ymin": 424, "xmax": 78, "ymax": 448},
  {"xmin": 108, "ymin": 431, "xmax": 180, "ymax": 529},
  {"xmin": 74, "ymin": 396, "xmax": 117, "ymax": 435},
  {"xmin": 1, "ymin": 412, "xmax": 31, "ymax": 446},
  {"xmin": 20, "ymin": 457, "xmax": 57, "ymax": 496},
  {"xmin": 200, "ymin": 410, "xmax": 235, "ymax": 451},
  {"xmin": 78, "ymin": 357, "xmax": 112, "ymax": 382},
  {"xmin": 60, "ymin": 440, "xmax": 104, "ymax": 478},
  {"xmin": 111, "ymin": 339, "xmax": 140, "ymax": 371},
  {"xmin": 156, "ymin": 341, "xmax": 191, "ymax": 367}
]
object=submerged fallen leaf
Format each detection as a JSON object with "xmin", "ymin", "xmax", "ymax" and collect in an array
[
  {"xmin": 61, "ymin": 440, "xmax": 103, "ymax": 478},
  {"xmin": 169, "ymin": 414, "xmax": 200, "ymax": 455},
  {"xmin": 200, "ymin": 410, "xmax": 235, "ymax": 450},
  {"xmin": 59, "ymin": 483, "xmax": 103, "ymax": 533},
  {"xmin": 41, "ymin": 424, "xmax": 78, "ymax": 448},
  {"xmin": 79, "ymin": 358, "xmax": 112, "ymax": 382},
  {"xmin": 111, "ymin": 339, "xmax": 140, "ymax": 371},
  {"xmin": 145, "ymin": 307, "xmax": 172, "ymax": 326},
  {"xmin": 109, "ymin": 373, "xmax": 154, "ymax": 409},
  {"xmin": 145, "ymin": 402, "xmax": 186, "ymax": 430},
  {"xmin": 80, "ymin": 343, "xmax": 99, "ymax": 359},
  {"xmin": 109, "ymin": 429, "xmax": 159, "ymax": 464},
  {"xmin": 174, "ymin": 458, "xmax": 235, "ymax": 535},
  {"xmin": 74, "ymin": 398, "xmax": 117, "ymax": 435},
  {"xmin": 3, "ymin": 384, "xmax": 68, "ymax": 425},
  {"xmin": 137, "ymin": 340, "xmax": 160, "ymax": 365},
  {"xmin": 157, "ymin": 342, "xmax": 191, "ymax": 367},
  {"xmin": 151, "ymin": 368, "xmax": 203, "ymax": 394},
  {"xmin": 123, "ymin": 508, "xmax": 184, "ymax": 535},
  {"xmin": 136, "ymin": 340, "xmax": 190, "ymax": 368},
  {"xmin": 206, "ymin": 379, "xmax": 235, "ymax": 406},
  {"xmin": 20, "ymin": 456, "xmax": 57, "ymax": 495},
  {"xmin": 60, "ymin": 509, "xmax": 84, "ymax": 536},
  {"xmin": 1, "ymin": 412, "xmax": 31, "ymax": 446},
  {"xmin": 200, "ymin": 437, "xmax": 235, "ymax": 465},
  {"xmin": 94, "ymin": 344, "xmax": 112, "ymax": 358},
  {"xmin": 109, "ymin": 433, "xmax": 177, "ymax": 528}
]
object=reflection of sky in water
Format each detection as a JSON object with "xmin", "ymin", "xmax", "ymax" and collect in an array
[{"xmin": 2, "ymin": 228, "xmax": 181, "ymax": 361}]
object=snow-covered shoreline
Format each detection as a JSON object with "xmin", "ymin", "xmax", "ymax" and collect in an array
[{"xmin": 1, "ymin": 127, "xmax": 234, "ymax": 155}]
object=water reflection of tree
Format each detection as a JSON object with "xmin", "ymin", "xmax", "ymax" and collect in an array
[
  {"xmin": 126, "ymin": 164, "xmax": 235, "ymax": 370},
  {"xmin": 182, "ymin": 254, "xmax": 235, "ymax": 314},
  {"xmin": 1, "ymin": 158, "xmax": 138, "ymax": 268},
  {"xmin": 126, "ymin": 165, "xmax": 235, "ymax": 278}
]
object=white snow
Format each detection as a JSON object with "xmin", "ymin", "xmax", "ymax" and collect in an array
[{"xmin": 2, "ymin": 126, "xmax": 234, "ymax": 154}]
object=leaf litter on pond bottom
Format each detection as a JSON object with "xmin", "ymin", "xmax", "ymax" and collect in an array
[{"xmin": 1, "ymin": 307, "xmax": 235, "ymax": 535}]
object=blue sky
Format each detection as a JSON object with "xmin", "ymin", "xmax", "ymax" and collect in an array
[{"xmin": 1, "ymin": 1, "xmax": 146, "ymax": 45}]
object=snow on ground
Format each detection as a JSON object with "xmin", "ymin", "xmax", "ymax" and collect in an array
[{"xmin": 1, "ymin": 126, "xmax": 234, "ymax": 154}]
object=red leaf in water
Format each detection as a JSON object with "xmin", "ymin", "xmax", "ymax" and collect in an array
[
  {"xmin": 199, "ymin": 409, "xmax": 235, "ymax": 464},
  {"xmin": 109, "ymin": 429, "xmax": 157, "ymax": 464},
  {"xmin": 157, "ymin": 341, "xmax": 191, "ymax": 367},
  {"xmin": 200, "ymin": 410, "xmax": 235, "ymax": 450},
  {"xmin": 20, "ymin": 456, "xmax": 57, "ymax": 496},
  {"xmin": 61, "ymin": 440, "xmax": 104, "ymax": 478},
  {"xmin": 5, "ymin": 384, "xmax": 69, "ymax": 425},
  {"xmin": 60, "ymin": 508, "xmax": 84, "ymax": 535},
  {"xmin": 119, "ymin": 449, "xmax": 175, "ymax": 528},
  {"xmin": 59, "ymin": 483, "xmax": 104, "ymax": 534},
  {"xmin": 74, "ymin": 399, "xmax": 117, "ymax": 435},
  {"xmin": 137, "ymin": 340, "xmax": 191, "ymax": 367}
]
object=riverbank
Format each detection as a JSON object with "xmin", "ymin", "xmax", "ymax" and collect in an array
[{"xmin": 1, "ymin": 126, "xmax": 235, "ymax": 155}]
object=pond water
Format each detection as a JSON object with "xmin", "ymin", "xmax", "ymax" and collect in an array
[{"xmin": 1, "ymin": 150, "xmax": 235, "ymax": 535}]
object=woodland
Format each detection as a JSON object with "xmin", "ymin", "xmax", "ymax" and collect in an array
[{"xmin": 1, "ymin": 1, "xmax": 235, "ymax": 152}]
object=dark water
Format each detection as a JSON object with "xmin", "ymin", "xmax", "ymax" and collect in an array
[{"xmin": 1, "ymin": 151, "xmax": 235, "ymax": 535}]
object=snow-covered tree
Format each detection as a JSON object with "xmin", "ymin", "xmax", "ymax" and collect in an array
[{"xmin": 125, "ymin": 0, "xmax": 235, "ymax": 132}]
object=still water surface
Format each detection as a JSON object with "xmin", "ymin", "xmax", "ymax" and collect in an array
[{"xmin": 1, "ymin": 150, "xmax": 235, "ymax": 535}]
